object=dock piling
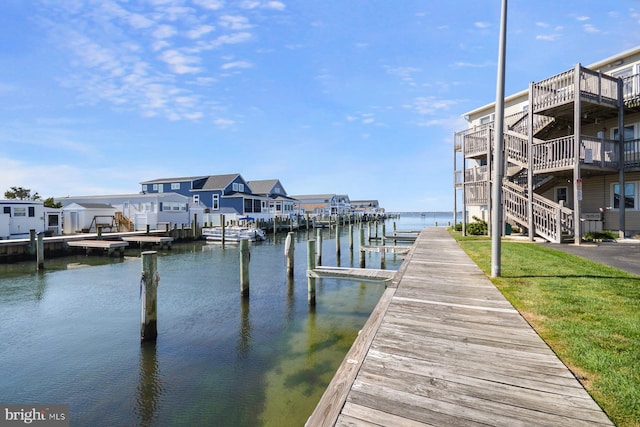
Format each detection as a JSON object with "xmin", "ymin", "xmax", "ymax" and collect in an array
[
  {"xmin": 140, "ymin": 251, "xmax": 158, "ymax": 342},
  {"xmin": 335, "ymin": 223, "xmax": 341, "ymax": 261},
  {"xmin": 36, "ymin": 232, "xmax": 45, "ymax": 271},
  {"xmin": 307, "ymin": 240, "xmax": 316, "ymax": 306},
  {"xmin": 359, "ymin": 226, "xmax": 365, "ymax": 268},
  {"xmin": 240, "ymin": 239, "xmax": 250, "ymax": 298},
  {"xmin": 315, "ymin": 228, "xmax": 322, "ymax": 266},
  {"xmin": 285, "ymin": 232, "xmax": 295, "ymax": 277}
]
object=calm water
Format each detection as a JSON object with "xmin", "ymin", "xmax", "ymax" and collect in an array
[{"xmin": 0, "ymin": 214, "xmax": 447, "ymax": 426}]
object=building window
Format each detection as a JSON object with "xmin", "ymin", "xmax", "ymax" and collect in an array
[
  {"xmin": 556, "ymin": 187, "xmax": 568, "ymax": 204},
  {"xmin": 238, "ymin": 183, "xmax": 244, "ymax": 192},
  {"xmin": 3, "ymin": 207, "xmax": 11, "ymax": 216},
  {"xmin": 232, "ymin": 183, "xmax": 239, "ymax": 192},
  {"xmin": 193, "ymin": 195, "xmax": 200, "ymax": 204},
  {"xmin": 254, "ymin": 200, "xmax": 262, "ymax": 213},
  {"xmin": 171, "ymin": 183, "xmax": 180, "ymax": 190},
  {"xmin": 142, "ymin": 185, "xmax": 147, "ymax": 192},
  {"xmin": 244, "ymin": 199, "xmax": 253, "ymax": 213},
  {"xmin": 163, "ymin": 202, "xmax": 186, "ymax": 212},
  {"xmin": 613, "ymin": 182, "xmax": 636, "ymax": 209},
  {"xmin": 14, "ymin": 207, "xmax": 26, "ymax": 217},
  {"xmin": 212, "ymin": 194, "xmax": 219, "ymax": 210},
  {"xmin": 152, "ymin": 184, "xmax": 158, "ymax": 191},
  {"xmin": 28, "ymin": 207, "xmax": 35, "ymax": 217}
]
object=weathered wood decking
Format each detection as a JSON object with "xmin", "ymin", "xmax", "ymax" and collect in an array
[{"xmin": 307, "ymin": 227, "xmax": 613, "ymax": 426}]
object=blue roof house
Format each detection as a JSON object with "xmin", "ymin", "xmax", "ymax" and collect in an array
[{"xmin": 140, "ymin": 173, "xmax": 267, "ymax": 216}]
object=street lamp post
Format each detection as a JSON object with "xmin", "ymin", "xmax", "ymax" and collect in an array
[{"xmin": 491, "ymin": 0, "xmax": 508, "ymax": 278}]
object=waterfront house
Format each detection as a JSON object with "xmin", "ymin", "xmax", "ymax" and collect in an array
[
  {"xmin": 62, "ymin": 203, "xmax": 117, "ymax": 234},
  {"xmin": 350, "ymin": 199, "xmax": 382, "ymax": 215},
  {"xmin": 0, "ymin": 200, "xmax": 61, "ymax": 239},
  {"xmin": 291, "ymin": 194, "xmax": 351, "ymax": 216},
  {"xmin": 454, "ymin": 46, "xmax": 640, "ymax": 242},
  {"xmin": 57, "ymin": 193, "xmax": 197, "ymax": 232},
  {"xmin": 140, "ymin": 173, "xmax": 269, "ymax": 221},
  {"xmin": 246, "ymin": 179, "xmax": 297, "ymax": 218}
]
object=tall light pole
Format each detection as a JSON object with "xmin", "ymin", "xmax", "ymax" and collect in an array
[{"xmin": 491, "ymin": 0, "xmax": 507, "ymax": 278}]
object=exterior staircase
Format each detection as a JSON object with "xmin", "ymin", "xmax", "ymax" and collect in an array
[{"xmin": 115, "ymin": 212, "xmax": 134, "ymax": 232}]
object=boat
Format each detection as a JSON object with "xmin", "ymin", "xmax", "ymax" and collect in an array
[{"xmin": 202, "ymin": 226, "xmax": 266, "ymax": 243}]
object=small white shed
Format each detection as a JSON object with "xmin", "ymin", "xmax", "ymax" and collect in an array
[{"xmin": 63, "ymin": 203, "xmax": 117, "ymax": 234}]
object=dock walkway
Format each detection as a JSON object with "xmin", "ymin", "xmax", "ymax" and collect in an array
[{"xmin": 307, "ymin": 227, "xmax": 613, "ymax": 426}]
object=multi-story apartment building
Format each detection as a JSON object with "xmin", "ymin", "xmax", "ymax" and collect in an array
[{"xmin": 454, "ymin": 46, "xmax": 640, "ymax": 243}]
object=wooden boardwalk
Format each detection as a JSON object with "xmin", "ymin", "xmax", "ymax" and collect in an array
[{"xmin": 307, "ymin": 227, "xmax": 613, "ymax": 426}]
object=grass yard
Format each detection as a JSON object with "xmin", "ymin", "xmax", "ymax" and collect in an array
[{"xmin": 452, "ymin": 233, "xmax": 640, "ymax": 427}]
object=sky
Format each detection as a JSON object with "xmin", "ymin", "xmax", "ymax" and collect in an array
[{"xmin": 1, "ymin": 1, "xmax": 640, "ymax": 212}]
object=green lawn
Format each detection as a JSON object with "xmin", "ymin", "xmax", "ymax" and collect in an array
[{"xmin": 453, "ymin": 233, "xmax": 640, "ymax": 427}]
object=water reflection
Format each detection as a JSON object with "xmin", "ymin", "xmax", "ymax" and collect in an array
[
  {"xmin": 238, "ymin": 297, "xmax": 251, "ymax": 358},
  {"xmin": 136, "ymin": 342, "xmax": 163, "ymax": 427}
]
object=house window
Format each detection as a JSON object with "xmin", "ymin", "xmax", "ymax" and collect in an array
[
  {"xmin": 556, "ymin": 187, "xmax": 568, "ymax": 204},
  {"xmin": 232, "ymin": 183, "xmax": 239, "ymax": 192},
  {"xmin": 142, "ymin": 185, "xmax": 147, "ymax": 192},
  {"xmin": 14, "ymin": 207, "xmax": 26, "ymax": 217},
  {"xmin": 254, "ymin": 200, "xmax": 261, "ymax": 213},
  {"xmin": 152, "ymin": 184, "xmax": 158, "ymax": 191},
  {"xmin": 28, "ymin": 207, "xmax": 35, "ymax": 217},
  {"xmin": 163, "ymin": 202, "xmax": 186, "ymax": 211},
  {"xmin": 244, "ymin": 199, "xmax": 253, "ymax": 213},
  {"xmin": 238, "ymin": 183, "xmax": 244, "ymax": 192},
  {"xmin": 171, "ymin": 183, "xmax": 180, "ymax": 190},
  {"xmin": 158, "ymin": 184, "xmax": 164, "ymax": 193},
  {"xmin": 193, "ymin": 195, "xmax": 200, "ymax": 205},
  {"xmin": 212, "ymin": 194, "xmax": 219, "ymax": 210},
  {"xmin": 3, "ymin": 207, "xmax": 11, "ymax": 216},
  {"xmin": 613, "ymin": 182, "xmax": 636, "ymax": 209}
]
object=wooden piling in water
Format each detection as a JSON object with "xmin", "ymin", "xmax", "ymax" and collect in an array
[
  {"xmin": 381, "ymin": 222, "xmax": 386, "ymax": 245},
  {"xmin": 348, "ymin": 224, "xmax": 353, "ymax": 251},
  {"xmin": 29, "ymin": 229, "xmax": 36, "ymax": 255},
  {"xmin": 240, "ymin": 239, "xmax": 250, "ymax": 298},
  {"xmin": 36, "ymin": 232, "xmax": 44, "ymax": 271},
  {"xmin": 141, "ymin": 251, "xmax": 158, "ymax": 342},
  {"xmin": 335, "ymin": 223, "xmax": 341, "ymax": 259},
  {"xmin": 307, "ymin": 240, "xmax": 316, "ymax": 305},
  {"xmin": 285, "ymin": 232, "xmax": 295, "ymax": 277},
  {"xmin": 315, "ymin": 228, "xmax": 323, "ymax": 266},
  {"xmin": 359, "ymin": 226, "xmax": 365, "ymax": 268}
]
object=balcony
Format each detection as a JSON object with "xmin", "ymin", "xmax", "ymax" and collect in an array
[
  {"xmin": 532, "ymin": 135, "xmax": 618, "ymax": 173},
  {"xmin": 531, "ymin": 66, "xmax": 620, "ymax": 118}
]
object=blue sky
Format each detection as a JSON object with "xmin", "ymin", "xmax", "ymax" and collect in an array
[{"xmin": 1, "ymin": 0, "xmax": 639, "ymax": 212}]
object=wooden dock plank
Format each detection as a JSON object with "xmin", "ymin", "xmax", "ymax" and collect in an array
[
  {"xmin": 66, "ymin": 240, "xmax": 129, "ymax": 249},
  {"xmin": 307, "ymin": 227, "xmax": 613, "ymax": 427}
]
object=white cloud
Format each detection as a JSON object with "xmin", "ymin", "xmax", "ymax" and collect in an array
[
  {"xmin": 158, "ymin": 50, "xmax": 202, "ymax": 74},
  {"xmin": 221, "ymin": 60, "xmax": 253, "ymax": 70},
  {"xmin": 219, "ymin": 15, "xmax": 253, "ymax": 30},
  {"xmin": 266, "ymin": 1, "xmax": 286, "ymax": 10},
  {"xmin": 213, "ymin": 118, "xmax": 236, "ymax": 128},
  {"xmin": 186, "ymin": 25, "xmax": 215, "ymax": 39},
  {"xmin": 153, "ymin": 25, "xmax": 177, "ymax": 39},
  {"xmin": 576, "ymin": 16, "xmax": 590, "ymax": 21},
  {"xmin": 406, "ymin": 97, "xmax": 459, "ymax": 116},
  {"xmin": 536, "ymin": 22, "xmax": 549, "ymax": 28},
  {"xmin": 450, "ymin": 60, "xmax": 492, "ymax": 68},
  {"xmin": 583, "ymin": 24, "xmax": 600, "ymax": 33},
  {"xmin": 536, "ymin": 33, "xmax": 561, "ymax": 41},
  {"xmin": 474, "ymin": 21, "xmax": 491, "ymax": 29},
  {"xmin": 193, "ymin": 0, "xmax": 225, "ymax": 10}
]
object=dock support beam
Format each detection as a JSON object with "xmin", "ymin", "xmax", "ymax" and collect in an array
[
  {"xmin": 36, "ymin": 232, "xmax": 45, "ymax": 271},
  {"xmin": 315, "ymin": 228, "xmax": 323, "ymax": 266},
  {"xmin": 307, "ymin": 240, "xmax": 316, "ymax": 306},
  {"xmin": 240, "ymin": 239, "xmax": 250, "ymax": 298},
  {"xmin": 141, "ymin": 251, "xmax": 158, "ymax": 342},
  {"xmin": 359, "ymin": 226, "xmax": 365, "ymax": 268},
  {"xmin": 285, "ymin": 232, "xmax": 295, "ymax": 277}
]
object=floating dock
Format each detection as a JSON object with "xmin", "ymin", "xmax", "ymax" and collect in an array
[
  {"xmin": 307, "ymin": 227, "xmax": 613, "ymax": 426},
  {"xmin": 66, "ymin": 240, "xmax": 129, "ymax": 256},
  {"xmin": 121, "ymin": 236, "xmax": 173, "ymax": 249},
  {"xmin": 308, "ymin": 266, "xmax": 396, "ymax": 282}
]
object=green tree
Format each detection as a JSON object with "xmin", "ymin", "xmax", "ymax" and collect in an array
[
  {"xmin": 4, "ymin": 186, "xmax": 40, "ymax": 201},
  {"xmin": 43, "ymin": 197, "xmax": 62, "ymax": 208}
]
